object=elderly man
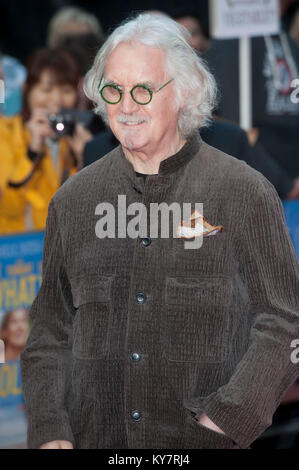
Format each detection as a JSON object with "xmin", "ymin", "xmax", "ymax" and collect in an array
[{"xmin": 20, "ymin": 14, "xmax": 299, "ymax": 450}]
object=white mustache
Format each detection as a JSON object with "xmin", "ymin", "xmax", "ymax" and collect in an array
[{"xmin": 117, "ymin": 114, "xmax": 150, "ymax": 124}]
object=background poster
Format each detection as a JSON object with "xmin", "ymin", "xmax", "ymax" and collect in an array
[{"xmin": 0, "ymin": 230, "xmax": 44, "ymax": 448}]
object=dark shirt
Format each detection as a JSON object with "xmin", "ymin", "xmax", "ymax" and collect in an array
[{"xmin": 135, "ymin": 171, "xmax": 158, "ymax": 181}]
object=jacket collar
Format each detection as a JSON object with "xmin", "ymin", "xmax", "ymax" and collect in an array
[{"xmin": 116, "ymin": 131, "xmax": 202, "ymax": 185}]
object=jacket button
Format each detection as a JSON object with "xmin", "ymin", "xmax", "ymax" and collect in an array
[
  {"xmin": 136, "ymin": 293, "xmax": 146, "ymax": 304},
  {"xmin": 141, "ymin": 237, "xmax": 152, "ymax": 247},
  {"xmin": 131, "ymin": 410, "xmax": 142, "ymax": 421},
  {"xmin": 130, "ymin": 352, "xmax": 141, "ymax": 362}
]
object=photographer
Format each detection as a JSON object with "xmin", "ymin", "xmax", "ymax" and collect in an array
[{"xmin": 0, "ymin": 48, "xmax": 92, "ymax": 234}]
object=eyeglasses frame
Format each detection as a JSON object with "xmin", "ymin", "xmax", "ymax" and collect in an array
[{"xmin": 98, "ymin": 76, "xmax": 174, "ymax": 105}]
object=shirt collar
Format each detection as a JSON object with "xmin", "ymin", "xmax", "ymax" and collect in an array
[{"xmin": 116, "ymin": 130, "xmax": 202, "ymax": 184}]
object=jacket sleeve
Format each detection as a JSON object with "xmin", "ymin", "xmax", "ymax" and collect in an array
[
  {"xmin": 20, "ymin": 198, "xmax": 76, "ymax": 449},
  {"xmin": 201, "ymin": 177, "xmax": 299, "ymax": 449}
]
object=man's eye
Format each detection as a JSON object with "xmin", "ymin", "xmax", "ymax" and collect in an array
[
  {"xmin": 137, "ymin": 86, "xmax": 151, "ymax": 94},
  {"xmin": 109, "ymin": 86, "xmax": 121, "ymax": 94},
  {"xmin": 110, "ymin": 85, "xmax": 122, "ymax": 92}
]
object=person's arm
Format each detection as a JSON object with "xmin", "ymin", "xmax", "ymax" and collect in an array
[
  {"xmin": 249, "ymin": 142, "xmax": 296, "ymax": 200},
  {"xmin": 20, "ymin": 198, "xmax": 75, "ymax": 449},
  {"xmin": 66, "ymin": 123, "xmax": 93, "ymax": 170},
  {"xmin": 196, "ymin": 177, "xmax": 299, "ymax": 449},
  {"xmin": 237, "ymin": 128, "xmax": 295, "ymax": 200},
  {"xmin": 0, "ymin": 119, "xmax": 16, "ymax": 192}
]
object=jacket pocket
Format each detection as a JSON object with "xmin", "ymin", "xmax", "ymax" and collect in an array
[
  {"xmin": 163, "ymin": 275, "xmax": 233, "ymax": 363},
  {"xmin": 182, "ymin": 410, "xmax": 238, "ymax": 449},
  {"xmin": 68, "ymin": 395, "xmax": 99, "ymax": 449},
  {"xmin": 70, "ymin": 274, "xmax": 114, "ymax": 359}
]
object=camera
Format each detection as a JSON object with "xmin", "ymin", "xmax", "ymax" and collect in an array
[{"xmin": 49, "ymin": 108, "xmax": 94, "ymax": 137}]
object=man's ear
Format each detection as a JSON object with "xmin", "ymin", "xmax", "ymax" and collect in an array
[{"xmin": 180, "ymin": 89, "xmax": 189, "ymax": 108}]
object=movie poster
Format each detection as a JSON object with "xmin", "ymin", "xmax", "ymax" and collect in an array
[{"xmin": 0, "ymin": 231, "xmax": 44, "ymax": 448}]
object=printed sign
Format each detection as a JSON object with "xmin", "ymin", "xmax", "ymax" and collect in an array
[
  {"xmin": 0, "ymin": 360, "xmax": 27, "ymax": 448},
  {"xmin": 0, "ymin": 231, "xmax": 44, "ymax": 312},
  {"xmin": 210, "ymin": 0, "xmax": 280, "ymax": 39},
  {"xmin": 282, "ymin": 200, "xmax": 299, "ymax": 261}
]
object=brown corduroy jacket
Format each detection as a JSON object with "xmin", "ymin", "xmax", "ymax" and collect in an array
[{"xmin": 20, "ymin": 131, "xmax": 299, "ymax": 449}]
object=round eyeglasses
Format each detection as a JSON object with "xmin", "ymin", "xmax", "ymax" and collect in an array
[{"xmin": 98, "ymin": 78, "xmax": 174, "ymax": 105}]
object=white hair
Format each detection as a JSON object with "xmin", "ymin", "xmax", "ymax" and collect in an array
[
  {"xmin": 48, "ymin": 7, "xmax": 103, "ymax": 48},
  {"xmin": 83, "ymin": 13, "xmax": 218, "ymax": 137}
]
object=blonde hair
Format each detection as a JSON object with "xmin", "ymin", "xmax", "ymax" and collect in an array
[{"xmin": 48, "ymin": 7, "xmax": 103, "ymax": 48}]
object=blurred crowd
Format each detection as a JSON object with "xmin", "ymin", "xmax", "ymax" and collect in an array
[
  {"xmin": 0, "ymin": 1, "xmax": 298, "ymax": 235},
  {"xmin": 0, "ymin": 0, "xmax": 299, "ymax": 449}
]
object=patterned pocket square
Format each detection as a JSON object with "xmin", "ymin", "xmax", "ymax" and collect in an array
[{"xmin": 176, "ymin": 210, "xmax": 224, "ymax": 239}]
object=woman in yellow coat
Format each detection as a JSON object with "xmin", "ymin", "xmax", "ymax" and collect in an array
[{"xmin": 0, "ymin": 48, "xmax": 91, "ymax": 234}]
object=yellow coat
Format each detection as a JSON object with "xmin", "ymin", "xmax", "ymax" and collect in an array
[{"xmin": 0, "ymin": 115, "xmax": 77, "ymax": 234}]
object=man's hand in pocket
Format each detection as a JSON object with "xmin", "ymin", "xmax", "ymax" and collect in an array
[
  {"xmin": 39, "ymin": 440, "xmax": 74, "ymax": 449},
  {"xmin": 197, "ymin": 412, "xmax": 225, "ymax": 435}
]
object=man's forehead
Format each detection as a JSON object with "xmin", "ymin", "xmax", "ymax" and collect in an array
[{"xmin": 104, "ymin": 42, "xmax": 167, "ymax": 83}]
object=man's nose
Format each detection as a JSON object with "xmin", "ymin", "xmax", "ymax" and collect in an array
[{"xmin": 120, "ymin": 91, "xmax": 140, "ymax": 114}]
